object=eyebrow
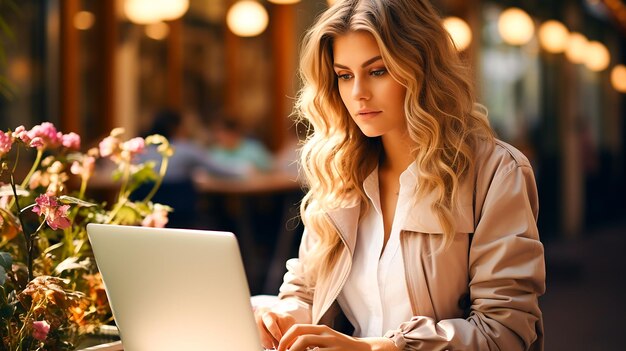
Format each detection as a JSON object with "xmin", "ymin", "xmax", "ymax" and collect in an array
[{"xmin": 333, "ymin": 55, "xmax": 383, "ymax": 70}]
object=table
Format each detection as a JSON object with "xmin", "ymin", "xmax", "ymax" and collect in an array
[
  {"xmin": 77, "ymin": 341, "xmax": 123, "ymax": 351},
  {"xmin": 193, "ymin": 170, "xmax": 304, "ymax": 294},
  {"xmin": 192, "ymin": 169, "xmax": 301, "ymax": 194}
]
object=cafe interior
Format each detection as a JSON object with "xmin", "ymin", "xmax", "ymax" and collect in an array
[{"xmin": 0, "ymin": 0, "xmax": 625, "ymax": 349}]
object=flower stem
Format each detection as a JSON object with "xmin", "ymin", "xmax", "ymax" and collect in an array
[
  {"xmin": 117, "ymin": 161, "xmax": 131, "ymax": 202},
  {"xmin": 78, "ymin": 176, "xmax": 88, "ymax": 199},
  {"xmin": 20, "ymin": 148, "xmax": 43, "ymax": 189},
  {"xmin": 104, "ymin": 196, "xmax": 126, "ymax": 224},
  {"xmin": 143, "ymin": 155, "xmax": 169, "ymax": 203},
  {"xmin": 15, "ymin": 299, "xmax": 43, "ymax": 350},
  {"xmin": 10, "ymin": 174, "xmax": 34, "ymax": 281},
  {"xmin": 6, "ymin": 147, "xmax": 20, "ymax": 210}
]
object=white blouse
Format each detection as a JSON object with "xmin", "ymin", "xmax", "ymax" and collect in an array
[{"xmin": 336, "ymin": 164, "xmax": 416, "ymax": 337}]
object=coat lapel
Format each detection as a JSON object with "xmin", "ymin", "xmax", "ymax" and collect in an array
[
  {"xmin": 401, "ymin": 174, "xmax": 476, "ymax": 234},
  {"xmin": 326, "ymin": 203, "xmax": 361, "ymax": 255}
]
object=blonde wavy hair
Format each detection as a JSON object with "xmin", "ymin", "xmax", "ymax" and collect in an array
[{"xmin": 295, "ymin": 0, "xmax": 494, "ymax": 285}]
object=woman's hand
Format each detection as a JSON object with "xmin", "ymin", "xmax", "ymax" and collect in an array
[
  {"xmin": 254, "ymin": 306, "xmax": 297, "ymax": 349},
  {"xmin": 276, "ymin": 324, "xmax": 398, "ymax": 351}
]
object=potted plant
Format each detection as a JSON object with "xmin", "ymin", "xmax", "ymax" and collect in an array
[{"xmin": 0, "ymin": 124, "xmax": 172, "ymax": 350}]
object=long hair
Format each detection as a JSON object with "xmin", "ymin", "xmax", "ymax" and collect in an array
[{"xmin": 295, "ymin": 0, "xmax": 494, "ymax": 285}]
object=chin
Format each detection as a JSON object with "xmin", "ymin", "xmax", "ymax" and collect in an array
[{"xmin": 358, "ymin": 128, "xmax": 383, "ymax": 138}]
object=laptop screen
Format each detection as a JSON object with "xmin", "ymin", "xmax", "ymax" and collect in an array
[{"xmin": 87, "ymin": 223, "xmax": 265, "ymax": 351}]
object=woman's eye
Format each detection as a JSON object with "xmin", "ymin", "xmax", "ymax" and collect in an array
[
  {"xmin": 371, "ymin": 69, "xmax": 387, "ymax": 77},
  {"xmin": 337, "ymin": 73, "xmax": 353, "ymax": 81}
]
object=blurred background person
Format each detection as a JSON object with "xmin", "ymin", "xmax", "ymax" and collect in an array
[
  {"xmin": 136, "ymin": 108, "xmax": 248, "ymax": 228},
  {"xmin": 208, "ymin": 116, "xmax": 274, "ymax": 174}
]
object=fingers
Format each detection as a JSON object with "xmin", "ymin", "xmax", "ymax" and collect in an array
[
  {"xmin": 254, "ymin": 308, "xmax": 279, "ymax": 349},
  {"xmin": 288, "ymin": 335, "xmax": 333, "ymax": 351},
  {"xmin": 263, "ymin": 312, "xmax": 285, "ymax": 344},
  {"xmin": 254, "ymin": 309, "xmax": 296, "ymax": 349},
  {"xmin": 277, "ymin": 324, "xmax": 333, "ymax": 351}
]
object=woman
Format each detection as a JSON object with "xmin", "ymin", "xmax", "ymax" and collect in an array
[{"xmin": 255, "ymin": 0, "xmax": 545, "ymax": 350}]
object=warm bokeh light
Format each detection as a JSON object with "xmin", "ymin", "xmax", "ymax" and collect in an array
[
  {"xmin": 498, "ymin": 7, "xmax": 535, "ymax": 46},
  {"xmin": 268, "ymin": 0, "xmax": 300, "ymax": 4},
  {"xmin": 74, "ymin": 11, "xmax": 95, "ymax": 30},
  {"xmin": 226, "ymin": 1, "xmax": 269, "ymax": 37},
  {"xmin": 73, "ymin": 11, "xmax": 94, "ymax": 30},
  {"xmin": 564, "ymin": 32, "xmax": 588, "ymax": 64},
  {"xmin": 611, "ymin": 65, "xmax": 626, "ymax": 92},
  {"xmin": 584, "ymin": 41, "xmax": 611, "ymax": 72},
  {"xmin": 125, "ymin": 0, "xmax": 166, "ymax": 24},
  {"xmin": 538, "ymin": 20, "xmax": 569, "ymax": 53},
  {"xmin": 124, "ymin": 0, "xmax": 189, "ymax": 24},
  {"xmin": 145, "ymin": 22, "xmax": 170, "ymax": 40},
  {"xmin": 327, "ymin": 0, "xmax": 336, "ymax": 5},
  {"xmin": 157, "ymin": 0, "xmax": 190, "ymax": 21},
  {"xmin": 442, "ymin": 17, "xmax": 472, "ymax": 51}
]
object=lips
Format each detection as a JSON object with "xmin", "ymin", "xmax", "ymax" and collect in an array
[{"xmin": 356, "ymin": 109, "xmax": 381, "ymax": 118}]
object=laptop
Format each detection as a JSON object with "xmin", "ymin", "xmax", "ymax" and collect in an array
[{"xmin": 86, "ymin": 223, "xmax": 269, "ymax": 351}]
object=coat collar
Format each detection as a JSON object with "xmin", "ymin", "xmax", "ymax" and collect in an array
[{"xmin": 326, "ymin": 172, "xmax": 476, "ymax": 253}]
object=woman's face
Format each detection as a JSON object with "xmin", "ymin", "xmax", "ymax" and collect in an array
[{"xmin": 333, "ymin": 31, "xmax": 407, "ymax": 138}]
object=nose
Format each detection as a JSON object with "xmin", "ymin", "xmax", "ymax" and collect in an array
[{"xmin": 351, "ymin": 77, "xmax": 371, "ymax": 101}]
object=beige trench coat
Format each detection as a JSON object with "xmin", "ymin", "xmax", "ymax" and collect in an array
[{"xmin": 275, "ymin": 139, "xmax": 545, "ymax": 350}]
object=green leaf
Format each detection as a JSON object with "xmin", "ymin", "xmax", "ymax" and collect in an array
[
  {"xmin": 113, "ymin": 205, "xmax": 141, "ymax": 225},
  {"xmin": 0, "ymin": 302, "xmax": 15, "ymax": 318},
  {"xmin": 58, "ymin": 195, "xmax": 97, "ymax": 207},
  {"xmin": 0, "ymin": 252, "xmax": 12, "ymax": 270},
  {"xmin": 43, "ymin": 241, "xmax": 64, "ymax": 255},
  {"xmin": 112, "ymin": 168, "xmax": 123, "ymax": 181},
  {"xmin": 0, "ymin": 266, "xmax": 5, "ymax": 285},
  {"xmin": 127, "ymin": 163, "xmax": 158, "ymax": 193}
]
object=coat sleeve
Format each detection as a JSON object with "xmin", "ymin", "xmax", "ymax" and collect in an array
[
  {"xmin": 271, "ymin": 228, "xmax": 317, "ymax": 324},
  {"xmin": 385, "ymin": 163, "xmax": 546, "ymax": 350}
]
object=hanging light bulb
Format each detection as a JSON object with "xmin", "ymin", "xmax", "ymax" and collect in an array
[
  {"xmin": 124, "ymin": 0, "xmax": 189, "ymax": 24},
  {"xmin": 158, "ymin": 0, "xmax": 190, "ymax": 21},
  {"xmin": 226, "ymin": 1, "xmax": 269, "ymax": 37},
  {"xmin": 584, "ymin": 41, "xmax": 611, "ymax": 72},
  {"xmin": 442, "ymin": 16, "xmax": 472, "ymax": 51},
  {"xmin": 610, "ymin": 65, "xmax": 626, "ymax": 92},
  {"xmin": 268, "ymin": 0, "xmax": 300, "ymax": 4},
  {"xmin": 125, "ymin": 0, "xmax": 163, "ymax": 24},
  {"xmin": 564, "ymin": 32, "xmax": 588, "ymax": 64},
  {"xmin": 538, "ymin": 20, "xmax": 569, "ymax": 54},
  {"xmin": 145, "ymin": 22, "xmax": 170, "ymax": 40},
  {"xmin": 498, "ymin": 7, "xmax": 535, "ymax": 46}
]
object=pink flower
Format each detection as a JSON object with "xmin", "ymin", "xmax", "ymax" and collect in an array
[
  {"xmin": 32, "ymin": 320, "xmax": 51, "ymax": 341},
  {"xmin": 122, "ymin": 137, "xmax": 145, "ymax": 154},
  {"xmin": 141, "ymin": 204, "xmax": 169, "ymax": 228},
  {"xmin": 0, "ymin": 130, "xmax": 12, "ymax": 157},
  {"xmin": 28, "ymin": 170, "xmax": 48, "ymax": 190},
  {"xmin": 32, "ymin": 194, "xmax": 71, "ymax": 230},
  {"xmin": 70, "ymin": 156, "xmax": 96, "ymax": 180},
  {"xmin": 13, "ymin": 125, "xmax": 30, "ymax": 143},
  {"xmin": 27, "ymin": 122, "xmax": 61, "ymax": 149},
  {"xmin": 70, "ymin": 161, "xmax": 82, "ymax": 175},
  {"xmin": 61, "ymin": 132, "xmax": 81, "ymax": 150},
  {"xmin": 29, "ymin": 137, "xmax": 44, "ymax": 148},
  {"xmin": 98, "ymin": 136, "xmax": 119, "ymax": 158}
]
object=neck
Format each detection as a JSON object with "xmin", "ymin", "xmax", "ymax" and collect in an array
[{"xmin": 380, "ymin": 132, "xmax": 415, "ymax": 173}]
